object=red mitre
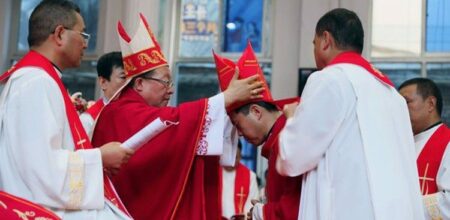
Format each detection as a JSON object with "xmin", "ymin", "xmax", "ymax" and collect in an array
[
  {"xmin": 212, "ymin": 50, "xmax": 236, "ymax": 92},
  {"xmin": 117, "ymin": 13, "xmax": 168, "ymax": 79},
  {"xmin": 213, "ymin": 42, "xmax": 274, "ymax": 111}
]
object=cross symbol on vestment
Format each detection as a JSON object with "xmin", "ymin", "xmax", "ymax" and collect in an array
[
  {"xmin": 419, "ymin": 163, "xmax": 435, "ymax": 195},
  {"xmin": 110, "ymin": 198, "xmax": 119, "ymax": 206},
  {"xmin": 236, "ymin": 186, "xmax": 246, "ymax": 214},
  {"xmin": 74, "ymin": 126, "xmax": 86, "ymax": 148},
  {"xmin": 77, "ymin": 139, "xmax": 86, "ymax": 146}
]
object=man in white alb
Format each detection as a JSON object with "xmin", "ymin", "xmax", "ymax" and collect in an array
[
  {"xmin": 221, "ymin": 144, "xmax": 259, "ymax": 219},
  {"xmin": 399, "ymin": 78, "xmax": 450, "ymax": 220},
  {"xmin": 276, "ymin": 8, "xmax": 425, "ymax": 220},
  {"xmin": 0, "ymin": 1, "xmax": 133, "ymax": 219}
]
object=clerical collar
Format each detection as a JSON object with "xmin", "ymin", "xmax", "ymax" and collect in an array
[
  {"xmin": 261, "ymin": 122, "xmax": 276, "ymax": 145},
  {"xmin": 421, "ymin": 121, "xmax": 442, "ymax": 133},
  {"xmin": 50, "ymin": 62, "xmax": 63, "ymax": 75}
]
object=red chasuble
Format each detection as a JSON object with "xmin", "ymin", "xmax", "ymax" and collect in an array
[
  {"xmin": 0, "ymin": 191, "xmax": 61, "ymax": 220},
  {"xmin": 92, "ymin": 87, "xmax": 222, "ymax": 220},
  {"xmin": 0, "ymin": 51, "xmax": 130, "ymax": 216},
  {"xmin": 417, "ymin": 124, "xmax": 450, "ymax": 195},
  {"xmin": 86, "ymin": 98, "xmax": 105, "ymax": 120},
  {"xmin": 262, "ymin": 115, "xmax": 302, "ymax": 220}
]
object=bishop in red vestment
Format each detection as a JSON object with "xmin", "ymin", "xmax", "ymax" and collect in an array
[{"xmin": 92, "ymin": 14, "xmax": 263, "ymax": 220}]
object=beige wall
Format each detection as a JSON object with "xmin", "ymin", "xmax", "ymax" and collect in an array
[{"xmin": 100, "ymin": 0, "xmax": 162, "ymax": 54}]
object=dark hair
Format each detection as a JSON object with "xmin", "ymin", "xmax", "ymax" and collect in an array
[
  {"xmin": 97, "ymin": 52, "xmax": 123, "ymax": 80},
  {"xmin": 399, "ymin": 78, "xmax": 443, "ymax": 116},
  {"xmin": 127, "ymin": 70, "xmax": 155, "ymax": 88},
  {"xmin": 28, "ymin": 0, "xmax": 81, "ymax": 47},
  {"xmin": 234, "ymin": 101, "xmax": 279, "ymax": 115},
  {"xmin": 315, "ymin": 8, "xmax": 364, "ymax": 54}
]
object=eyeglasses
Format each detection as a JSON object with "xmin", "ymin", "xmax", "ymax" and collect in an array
[
  {"xmin": 64, "ymin": 27, "xmax": 90, "ymax": 45},
  {"xmin": 141, "ymin": 76, "xmax": 174, "ymax": 88}
]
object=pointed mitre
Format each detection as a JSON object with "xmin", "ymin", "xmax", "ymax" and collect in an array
[
  {"xmin": 213, "ymin": 50, "xmax": 236, "ymax": 91},
  {"xmin": 117, "ymin": 13, "xmax": 168, "ymax": 78},
  {"xmin": 236, "ymin": 42, "xmax": 273, "ymax": 103},
  {"xmin": 214, "ymin": 42, "xmax": 300, "ymax": 111},
  {"xmin": 214, "ymin": 42, "xmax": 272, "ymax": 111}
]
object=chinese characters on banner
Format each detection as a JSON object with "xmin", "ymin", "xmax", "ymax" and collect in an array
[{"xmin": 179, "ymin": 0, "xmax": 219, "ymax": 57}]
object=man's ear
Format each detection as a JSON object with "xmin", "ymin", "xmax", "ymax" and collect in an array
[
  {"xmin": 53, "ymin": 25, "xmax": 66, "ymax": 46},
  {"xmin": 133, "ymin": 78, "xmax": 144, "ymax": 92},
  {"xmin": 98, "ymin": 76, "xmax": 107, "ymax": 91},
  {"xmin": 321, "ymin": 31, "xmax": 333, "ymax": 51},
  {"xmin": 250, "ymin": 104, "xmax": 262, "ymax": 120},
  {"xmin": 427, "ymin": 96, "xmax": 437, "ymax": 113}
]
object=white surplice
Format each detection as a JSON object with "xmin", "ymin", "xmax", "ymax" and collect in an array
[
  {"xmin": 203, "ymin": 93, "xmax": 238, "ymax": 164},
  {"xmin": 0, "ymin": 67, "xmax": 130, "ymax": 220},
  {"xmin": 276, "ymin": 63, "xmax": 425, "ymax": 220},
  {"xmin": 80, "ymin": 110, "xmax": 95, "ymax": 137},
  {"xmin": 221, "ymin": 167, "xmax": 259, "ymax": 219},
  {"xmin": 415, "ymin": 123, "xmax": 450, "ymax": 220}
]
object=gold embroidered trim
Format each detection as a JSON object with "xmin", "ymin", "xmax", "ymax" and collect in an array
[
  {"xmin": 124, "ymin": 59, "xmax": 137, "ymax": 73},
  {"xmin": 219, "ymin": 66, "xmax": 232, "ymax": 74},
  {"xmin": 0, "ymin": 193, "xmax": 60, "ymax": 218},
  {"xmin": 12, "ymin": 209, "xmax": 35, "ymax": 219},
  {"xmin": 137, "ymin": 51, "xmax": 166, "ymax": 66},
  {"xmin": 0, "ymin": 200, "xmax": 7, "ymax": 209},
  {"xmin": 67, "ymin": 152, "xmax": 84, "ymax": 209},
  {"xmin": 424, "ymin": 194, "xmax": 442, "ymax": 220}
]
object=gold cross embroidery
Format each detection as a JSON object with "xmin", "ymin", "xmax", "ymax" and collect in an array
[
  {"xmin": 110, "ymin": 198, "xmax": 120, "ymax": 206},
  {"xmin": 419, "ymin": 163, "xmax": 435, "ymax": 195},
  {"xmin": 236, "ymin": 186, "xmax": 246, "ymax": 214},
  {"xmin": 0, "ymin": 200, "xmax": 6, "ymax": 209},
  {"xmin": 77, "ymin": 139, "xmax": 86, "ymax": 146},
  {"xmin": 74, "ymin": 126, "xmax": 86, "ymax": 149}
]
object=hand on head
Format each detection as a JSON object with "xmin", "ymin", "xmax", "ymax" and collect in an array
[{"xmin": 224, "ymin": 67, "xmax": 264, "ymax": 108}]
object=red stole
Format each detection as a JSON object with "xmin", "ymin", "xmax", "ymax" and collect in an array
[
  {"xmin": 417, "ymin": 124, "xmax": 450, "ymax": 195},
  {"xmin": 92, "ymin": 87, "xmax": 221, "ymax": 220},
  {"xmin": 262, "ymin": 115, "xmax": 302, "ymax": 220},
  {"xmin": 233, "ymin": 164, "xmax": 251, "ymax": 215},
  {"xmin": 86, "ymin": 98, "xmax": 105, "ymax": 120},
  {"xmin": 0, "ymin": 191, "xmax": 61, "ymax": 220},
  {"xmin": 328, "ymin": 51, "xmax": 394, "ymax": 87},
  {"xmin": 0, "ymin": 51, "xmax": 130, "ymax": 216}
]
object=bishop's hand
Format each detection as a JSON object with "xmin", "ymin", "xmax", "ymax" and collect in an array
[{"xmin": 223, "ymin": 67, "xmax": 264, "ymax": 108}]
